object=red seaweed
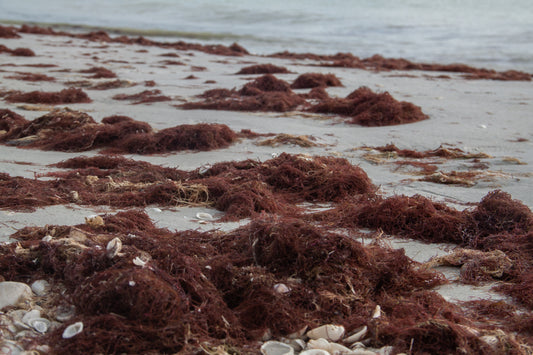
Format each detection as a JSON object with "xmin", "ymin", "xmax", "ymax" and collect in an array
[
  {"xmin": 112, "ymin": 89, "xmax": 171, "ymax": 104},
  {"xmin": 236, "ymin": 64, "xmax": 291, "ymax": 75},
  {"xmin": 79, "ymin": 66, "xmax": 117, "ymax": 79},
  {"xmin": 4, "ymin": 87, "xmax": 92, "ymax": 104},
  {"xmin": 291, "ymin": 72, "xmax": 343, "ymax": 88}
]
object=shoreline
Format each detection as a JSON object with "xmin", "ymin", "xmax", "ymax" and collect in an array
[{"xmin": 1, "ymin": 25, "xmax": 532, "ymax": 354}]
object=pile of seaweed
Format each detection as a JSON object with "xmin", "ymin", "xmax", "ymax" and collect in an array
[
  {"xmin": 0, "ymin": 44, "xmax": 35, "ymax": 57},
  {"xmin": 269, "ymin": 51, "xmax": 532, "ymax": 81},
  {"xmin": 0, "ymin": 109, "xmax": 236, "ymax": 153},
  {"xmin": 5, "ymin": 24, "xmax": 248, "ymax": 57},
  {"xmin": 310, "ymin": 190, "xmax": 533, "ymax": 308},
  {"xmin": 236, "ymin": 64, "xmax": 291, "ymax": 75},
  {"xmin": 180, "ymin": 74, "xmax": 428, "ymax": 126},
  {"xmin": 1, "ymin": 88, "xmax": 91, "ymax": 105},
  {"xmin": 112, "ymin": 89, "xmax": 172, "ymax": 104},
  {"xmin": 3, "ymin": 210, "xmax": 529, "ymax": 354},
  {"xmin": 5, "ymin": 71, "xmax": 56, "ymax": 82},
  {"xmin": 0, "ymin": 153, "xmax": 372, "ymax": 220}
]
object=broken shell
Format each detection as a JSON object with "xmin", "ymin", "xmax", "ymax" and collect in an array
[
  {"xmin": 299, "ymin": 350, "xmax": 329, "ymax": 355},
  {"xmin": 0, "ymin": 281, "xmax": 33, "ymax": 310},
  {"xmin": 371, "ymin": 305, "xmax": 381, "ymax": 319},
  {"xmin": 106, "ymin": 237, "xmax": 122, "ymax": 259},
  {"xmin": 62, "ymin": 321, "xmax": 83, "ymax": 339},
  {"xmin": 85, "ymin": 215, "xmax": 104, "ymax": 227},
  {"xmin": 307, "ymin": 324, "xmax": 345, "ymax": 342},
  {"xmin": 300, "ymin": 350, "xmax": 330, "ymax": 355},
  {"xmin": 133, "ymin": 256, "xmax": 147, "ymax": 267},
  {"xmin": 28, "ymin": 318, "xmax": 51, "ymax": 333},
  {"xmin": 22, "ymin": 309, "xmax": 41, "ymax": 325},
  {"xmin": 0, "ymin": 340, "xmax": 23, "ymax": 355},
  {"xmin": 55, "ymin": 305, "xmax": 76, "ymax": 322},
  {"xmin": 42, "ymin": 235, "xmax": 53, "ymax": 242},
  {"xmin": 307, "ymin": 338, "xmax": 352, "ymax": 353},
  {"xmin": 196, "ymin": 212, "xmax": 213, "ymax": 220},
  {"xmin": 31, "ymin": 279, "xmax": 50, "ymax": 296},
  {"xmin": 273, "ymin": 283, "xmax": 291, "ymax": 294},
  {"xmin": 260, "ymin": 340, "xmax": 294, "ymax": 355},
  {"xmin": 344, "ymin": 325, "xmax": 368, "ymax": 344},
  {"xmin": 288, "ymin": 339, "xmax": 306, "ymax": 352}
]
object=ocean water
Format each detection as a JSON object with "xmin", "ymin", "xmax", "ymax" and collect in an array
[{"xmin": 1, "ymin": 0, "xmax": 532, "ymax": 72}]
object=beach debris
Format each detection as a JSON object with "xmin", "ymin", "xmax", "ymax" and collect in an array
[
  {"xmin": 236, "ymin": 64, "xmax": 291, "ymax": 75},
  {"xmin": 273, "ymin": 283, "xmax": 291, "ymax": 294},
  {"xmin": 85, "ymin": 215, "xmax": 105, "ymax": 228},
  {"xmin": 196, "ymin": 212, "xmax": 214, "ymax": 220},
  {"xmin": 307, "ymin": 338, "xmax": 352, "ymax": 353},
  {"xmin": 28, "ymin": 317, "xmax": 51, "ymax": 333},
  {"xmin": 299, "ymin": 350, "xmax": 329, "ymax": 355},
  {"xmin": 62, "ymin": 321, "xmax": 83, "ymax": 339},
  {"xmin": 30, "ymin": 280, "xmax": 50, "ymax": 296},
  {"xmin": 3, "ymin": 87, "xmax": 92, "ymax": 104},
  {"xmin": 307, "ymin": 324, "xmax": 345, "ymax": 342},
  {"xmin": 0, "ymin": 282, "xmax": 32, "ymax": 310},
  {"xmin": 132, "ymin": 256, "xmax": 148, "ymax": 267},
  {"xmin": 291, "ymin": 73, "xmax": 343, "ymax": 89},
  {"xmin": 256, "ymin": 134, "xmax": 321, "ymax": 148},
  {"xmin": 106, "ymin": 237, "xmax": 122, "ymax": 259},
  {"xmin": 371, "ymin": 305, "xmax": 381, "ymax": 319},
  {"xmin": 260, "ymin": 341, "xmax": 295, "ymax": 355},
  {"xmin": 424, "ymin": 249, "xmax": 513, "ymax": 283},
  {"xmin": 343, "ymin": 325, "xmax": 368, "ymax": 344}
]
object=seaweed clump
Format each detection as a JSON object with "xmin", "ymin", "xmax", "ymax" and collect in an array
[
  {"xmin": 3, "ymin": 88, "xmax": 92, "ymax": 104},
  {"xmin": 291, "ymin": 72, "xmax": 343, "ymax": 88},
  {"xmin": 0, "ymin": 109, "xmax": 237, "ymax": 153},
  {"xmin": 0, "ymin": 211, "xmax": 465, "ymax": 353},
  {"xmin": 0, "ymin": 25, "xmax": 20, "ymax": 38},
  {"xmin": 79, "ymin": 66, "xmax": 117, "ymax": 79},
  {"xmin": 236, "ymin": 64, "xmax": 291, "ymax": 75},
  {"xmin": 309, "ymin": 87, "xmax": 428, "ymax": 126},
  {"xmin": 180, "ymin": 74, "xmax": 305, "ymax": 112},
  {"xmin": 112, "ymin": 89, "xmax": 171, "ymax": 104}
]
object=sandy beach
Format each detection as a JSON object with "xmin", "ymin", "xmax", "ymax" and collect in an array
[{"xmin": 0, "ymin": 25, "xmax": 532, "ymax": 354}]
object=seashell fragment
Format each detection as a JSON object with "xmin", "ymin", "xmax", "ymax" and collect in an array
[
  {"xmin": 307, "ymin": 324, "xmax": 345, "ymax": 342},
  {"xmin": 1, "ymin": 339, "xmax": 24, "ymax": 353},
  {"xmin": 54, "ymin": 305, "xmax": 76, "ymax": 322},
  {"xmin": 29, "ymin": 318, "xmax": 51, "ymax": 333},
  {"xmin": 343, "ymin": 325, "xmax": 368, "ymax": 344},
  {"xmin": 62, "ymin": 322, "xmax": 83, "ymax": 339},
  {"xmin": 287, "ymin": 325, "xmax": 308, "ymax": 339},
  {"xmin": 299, "ymin": 350, "xmax": 330, "ymax": 355},
  {"xmin": 260, "ymin": 341, "xmax": 294, "ymax": 355},
  {"xmin": 85, "ymin": 215, "xmax": 104, "ymax": 227},
  {"xmin": 273, "ymin": 283, "xmax": 291, "ymax": 294},
  {"xmin": 307, "ymin": 338, "xmax": 352, "ymax": 353},
  {"xmin": 371, "ymin": 305, "xmax": 381, "ymax": 319},
  {"xmin": 106, "ymin": 237, "xmax": 122, "ymax": 259},
  {"xmin": 31, "ymin": 279, "xmax": 50, "ymax": 296},
  {"xmin": 133, "ymin": 256, "xmax": 147, "ymax": 267},
  {"xmin": 42, "ymin": 235, "xmax": 53, "ymax": 242},
  {"xmin": 22, "ymin": 309, "xmax": 41, "ymax": 325},
  {"xmin": 196, "ymin": 212, "xmax": 213, "ymax": 220},
  {"xmin": 0, "ymin": 281, "xmax": 33, "ymax": 310}
]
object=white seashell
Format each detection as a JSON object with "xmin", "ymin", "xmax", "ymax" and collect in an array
[
  {"xmin": 299, "ymin": 350, "xmax": 330, "ymax": 355},
  {"xmin": 132, "ymin": 256, "xmax": 147, "ymax": 267},
  {"xmin": 42, "ymin": 235, "xmax": 53, "ymax": 242},
  {"xmin": 22, "ymin": 309, "xmax": 41, "ymax": 325},
  {"xmin": 371, "ymin": 305, "xmax": 381, "ymax": 319},
  {"xmin": 480, "ymin": 335, "xmax": 499, "ymax": 348},
  {"xmin": 307, "ymin": 324, "xmax": 345, "ymax": 342},
  {"xmin": 377, "ymin": 345, "xmax": 394, "ymax": 355},
  {"xmin": 307, "ymin": 338, "xmax": 352, "ymax": 353},
  {"xmin": 260, "ymin": 341, "xmax": 294, "ymax": 355},
  {"xmin": 0, "ymin": 340, "xmax": 23, "ymax": 355},
  {"xmin": 196, "ymin": 212, "xmax": 213, "ymax": 220},
  {"xmin": 343, "ymin": 325, "xmax": 368, "ymax": 344},
  {"xmin": 106, "ymin": 237, "xmax": 122, "ymax": 259},
  {"xmin": 349, "ymin": 349, "xmax": 379, "ymax": 355},
  {"xmin": 129, "ymin": 281, "xmax": 136, "ymax": 287},
  {"xmin": 31, "ymin": 279, "xmax": 50, "ymax": 296},
  {"xmin": 55, "ymin": 305, "xmax": 76, "ymax": 322},
  {"xmin": 152, "ymin": 207, "xmax": 162, "ymax": 213},
  {"xmin": 29, "ymin": 318, "xmax": 51, "ymax": 333},
  {"xmin": 0, "ymin": 281, "xmax": 33, "ymax": 310},
  {"xmin": 62, "ymin": 322, "xmax": 83, "ymax": 339},
  {"xmin": 273, "ymin": 283, "xmax": 291, "ymax": 294}
]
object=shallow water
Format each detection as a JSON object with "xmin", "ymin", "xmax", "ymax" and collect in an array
[{"xmin": 1, "ymin": 0, "xmax": 532, "ymax": 71}]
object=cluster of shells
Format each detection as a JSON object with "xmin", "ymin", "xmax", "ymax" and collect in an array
[
  {"xmin": 260, "ymin": 306, "xmax": 395, "ymax": 355},
  {"xmin": 0, "ymin": 279, "xmax": 83, "ymax": 354}
]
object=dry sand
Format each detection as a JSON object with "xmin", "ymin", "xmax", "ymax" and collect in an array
[{"xmin": 0, "ymin": 28, "xmax": 532, "ymax": 353}]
